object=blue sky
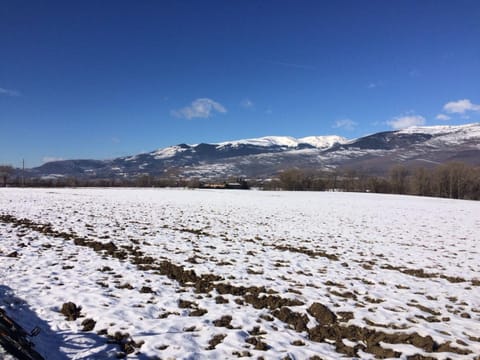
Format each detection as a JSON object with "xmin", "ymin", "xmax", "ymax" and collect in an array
[{"xmin": 1, "ymin": 0, "xmax": 480, "ymax": 167}]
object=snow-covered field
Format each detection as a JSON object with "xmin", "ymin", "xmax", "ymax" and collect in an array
[{"xmin": 0, "ymin": 188, "xmax": 479, "ymax": 359}]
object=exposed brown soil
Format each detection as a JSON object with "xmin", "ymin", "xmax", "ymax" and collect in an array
[
  {"xmin": 409, "ymin": 303, "xmax": 441, "ymax": 316},
  {"xmin": 178, "ymin": 299, "xmax": 197, "ymax": 309},
  {"xmin": 272, "ymin": 307, "xmax": 308, "ymax": 332},
  {"xmin": 81, "ymin": 318, "xmax": 96, "ymax": 331},
  {"xmin": 139, "ymin": 286, "xmax": 154, "ymax": 294},
  {"xmin": 232, "ymin": 350, "xmax": 252, "ymax": 357},
  {"xmin": 307, "ymin": 318, "xmax": 471, "ymax": 357},
  {"xmin": 244, "ymin": 294, "xmax": 303, "ymax": 310},
  {"xmin": 245, "ymin": 336, "xmax": 269, "ymax": 350},
  {"xmin": 213, "ymin": 315, "xmax": 233, "ymax": 328},
  {"xmin": 307, "ymin": 302, "xmax": 337, "ymax": 325},
  {"xmin": 248, "ymin": 326, "xmax": 267, "ymax": 336},
  {"xmin": 164, "ymin": 226, "xmax": 340, "ymax": 262},
  {"xmin": 189, "ymin": 308, "xmax": 208, "ymax": 316},
  {"xmin": 106, "ymin": 331, "xmax": 144, "ymax": 357},
  {"xmin": 272, "ymin": 244, "xmax": 339, "ymax": 261},
  {"xmin": 158, "ymin": 311, "xmax": 179, "ymax": 319},
  {"xmin": 380, "ymin": 263, "xmax": 477, "ymax": 285},
  {"xmin": 215, "ymin": 295, "xmax": 229, "ymax": 304},
  {"xmin": 0, "ymin": 213, "xmax": 473, "ymax": 359},
  {"xmin": 405, "ymin": 355, "xmax": 437, "ymax": 360},
  {"xmin": 60, "ymin": 302, "xmax": 82, "ymax": 321},
  {"xmin": 207, "ymin": 334, "xmax": 227, "ymax": 350},
  {"xmin": 291, "ymin": 339, "xmax": 305, "ymax": 346}
]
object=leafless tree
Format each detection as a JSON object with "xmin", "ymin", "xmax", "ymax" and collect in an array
[
  {"xmin": 389, "ymin": 165, "xmax": 409, "ymax": 194},
  {"xmin": 0, "ymin": 165, "xmax": 14, "ymax": 187}
]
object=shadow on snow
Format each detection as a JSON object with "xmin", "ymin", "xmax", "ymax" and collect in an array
[{"xmin": 0, "ymin": 285, "xmax": 122, "ymax": 359}]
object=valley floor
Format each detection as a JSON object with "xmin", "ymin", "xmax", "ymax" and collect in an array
[{"xmin": 0, "ymin": 188, "xmax": 479, "ymax": 359}]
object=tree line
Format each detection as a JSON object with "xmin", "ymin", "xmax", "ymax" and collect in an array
[
  {"xmin": 0, "ymin": 170, "xmax": 245, "ymax": 190},
  {"xmin": 1, "ymin": 162, "xmax": 480, "ymax": 200},
  {"xmin": 270, "ymin": 162, "xmax": 480, "ymax": 200}
]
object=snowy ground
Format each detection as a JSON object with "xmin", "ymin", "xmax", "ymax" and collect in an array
[{"xmin": 0, "ymin": 188, "xmax": 479, "ymax": 359}]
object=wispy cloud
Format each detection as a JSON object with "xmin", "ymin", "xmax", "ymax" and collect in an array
[
  {"xmin": 387, "ymin": 114, "xmax": 425, "ymax": 130},
  {"xmin": 443, "ymin": 99, "xmax": 480, "ymax": 114},
  {"xmin": 367, "ymin": 81, "xmax": 383, "ymax": 89},
  {"xmin": 0, "ymin": 87, "xmax": 20, "ymax": 96},
  {"xmin": 435, "ymin": 114, "xmax": 451, "ymax": 121},
  {"xmin": 42, "ymin": 156, "xmax": 64, "ymax": 164},
  {"xmin": 171, "ymin": 98, "xmax": 227, "ymax": 119},
  {"xmin": 240, "ymin": 98, "xmax": 254, "ymax": 109},
  {"xmin": 264, "ymin": 60, "xmax": 316, "ymax": 70},
  {"xmin": 332, "ymin": 119, "xmax": 357, "ymax": 131}
]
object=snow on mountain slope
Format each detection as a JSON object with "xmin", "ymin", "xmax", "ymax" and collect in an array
[
  {"xmin": 152, "ymin": 145, "xmax": 189, "ymax": 159},
  {"xmin": 135, "ymin": 135, "xmax": 348, "ymax": 161},
  {"xmin": 118, "ymin": 124, "xmax": 479, "ymax": 163},
  {"xmin": 217, "ymin": 136, "xmax": 300, "ymax": 148},
  {"xmin": 217, "ymin": 135, "xmax": 347, "ymax": 149},
  {"xmin": 399, "ymin": 123, "xmax": 480, "ymax": 148},
  {"xmin": 25, "ymin": 123, "xmax": 480, "ymax": 180},
  {"xmin": 298, "ymin": 135, "xmax": 348, "ymax": 148},
  {"xmin": 398, "ymin": 122, "xmax": 480, "ymax": 136}
]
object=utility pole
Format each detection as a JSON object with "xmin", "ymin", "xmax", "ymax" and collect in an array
[{"xmin": 22, "ymin": 159, "xmax": 25, "ymax": 187}]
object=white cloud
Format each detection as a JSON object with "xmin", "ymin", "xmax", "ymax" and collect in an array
[
  {"xmin": 332, "ymin": 119, "xmax": 357, "ymax": 131},
  {"xmin": 387, "ymin": 115, "xmax": 425, "ymax": 130},
  {"xmin": 0, "ymin": 87, "xmax": 20, "ymax": 96},
  {"xmin": 367, "ymin": 81, "xmax": 383, "ymax": 89},
  {"xmin": 42, "ymin": 156, "xmax": 64, "ymax": 164},
  {"xmin": 240, "ymin": 98, "xmax": 254, "ymax": 109},
  {"xmin": 435, "ymin": 114, "xmax": 451, "ymax": 121},
  {"xmin": 172, "ymin": 98, "xmax": 227, "ymax": 119},
  {"xmin": 443, "ymin": 99, "xmax": 480, "ymax": 114}
]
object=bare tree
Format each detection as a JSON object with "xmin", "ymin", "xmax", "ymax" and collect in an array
[
  {"xmin": 279, "ymin": 168, "xmax": 316, "ymax": 191},
  {"xmin": 434, "ymin": 162, "xmax": 473, "ymax": 199},
  {"xmin": 342, "ymin": 169, "xmax": 358, "ymax": 192},
  {"xmin": 0, "ymin": 165, "xmax": 14, "ymax": 187},
  {"xmin": 389, "ymin": 165, "xmax": 409, "ymax": 194},
  {"xmin": 412, "ymin": 167, "xmax": 433, "ymax": 196}
]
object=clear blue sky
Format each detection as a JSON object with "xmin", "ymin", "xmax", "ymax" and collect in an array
[{"xmin": 1, "ymin": 0, "xmax": 480, "ymax": 167}]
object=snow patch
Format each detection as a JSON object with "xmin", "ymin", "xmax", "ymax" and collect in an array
[
  {"xmin": 216, "ymin": 135, "xmax": 347, "ymax": 150},
  {"xmin": 152, "ymin": 146, "xmax": 188, "ymax": 159}
]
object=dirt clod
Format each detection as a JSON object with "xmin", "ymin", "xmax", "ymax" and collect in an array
[
  {"xmin": 61, "ymin": 302, "xmax": 82, "ymax": 321},
  {"xmin": 245, "ymin": 337, "xmax": 269, "ymax": 350},
  {"xmin": 178, "ymin": 299, "xmax": 197, "ymax": 309},
  {"xmin": 307, "ymin": 303, "xmax": 337, "ymax": 325},
  {"xmin": 81, "ymin": 318, "xmax": 96, "ymax": 331},
  {"xmin": 272, "ymin": 307, "xmax": 308, "ymax": 332},
  {"xmin": 189, "ymin": 308, "xmax": 208, "ymax": 316},
  {"xmin": 139, "ymin": 286, "xmax": 154, "ymax": 293},
  {"xmin": 213, "ymin": 315, "xmax": 233, "ymax": 328},
  {"xmin": 207, "ymin": 334, "xmax": 227, "ymax": 350}
]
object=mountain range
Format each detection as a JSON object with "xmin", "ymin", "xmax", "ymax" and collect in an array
[{"xmin": 25, "ymin": 123, "xmax": 480, "ymax": 180}]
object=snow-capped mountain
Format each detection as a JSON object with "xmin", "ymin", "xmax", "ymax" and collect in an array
[
  {"xmin": 138, "ymin": 135, "xmax": 347, "ymax": 162},
  {"xmin": 25, "ymin": 123, "xmax": 480, "ymax": 180},
  {"xmin": 215, "ymin": 135, "xmax": 347, "ymax": 149}
]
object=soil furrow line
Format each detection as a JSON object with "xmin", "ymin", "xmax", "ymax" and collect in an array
[{"xmin": 0, "ymin": 213, "xmax": 472, "ymax": 358}]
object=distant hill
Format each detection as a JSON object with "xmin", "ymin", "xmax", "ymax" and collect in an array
[{"xmin": 23, "ymin": 123, "xmax": 480, "ymax": 180}]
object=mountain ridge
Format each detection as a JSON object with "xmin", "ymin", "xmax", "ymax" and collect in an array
[{"xmin": 23, "ymin": 123, "xmax": 480, "ymax": 180}]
